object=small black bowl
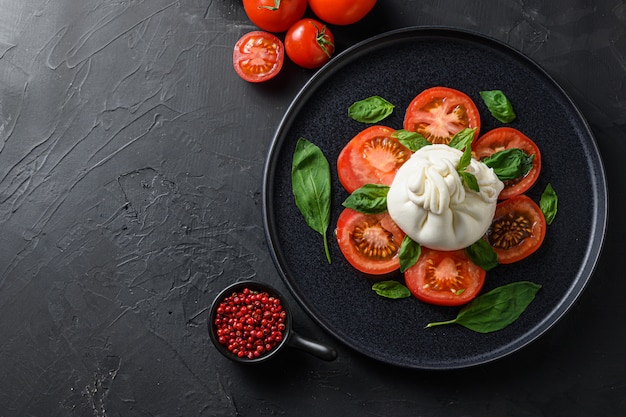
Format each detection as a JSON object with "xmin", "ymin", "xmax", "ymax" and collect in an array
[{"xmin": 208, "ymin": 280, "xmax": 337, "ymax": 364}]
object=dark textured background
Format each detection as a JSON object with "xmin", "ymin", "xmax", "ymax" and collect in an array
[{"xmin": 0, "ymin": 0, "xmax": 624, "ymax": 415}]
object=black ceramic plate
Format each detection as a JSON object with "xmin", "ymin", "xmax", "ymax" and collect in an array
[{"xmin": 262, "ymin": 27, "xmax": 607, "ymax": 370}]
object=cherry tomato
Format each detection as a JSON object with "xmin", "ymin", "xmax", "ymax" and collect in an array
[
  {"xmin": 486, "ymin": 194, "xmax": 546, "ymax": 264},
  {"xmin": 284, "ymin": 19, "xmax": 335, "ymax": 69},
  {"xmin": 307, "ymin": 0, "xmax": 376, "ymax": 25},
  {"xmin": 243, "ymin": 0, "xmax": 307, "ymax": 33},
  {"xmin": 335, "ymin": 208, "xmax": 405, "ymax": 275},
  {"xmin": 403, "ymin": 86, "xmax": 481, "ymax": 145},
  {"xmin": 404, "ymin": 248, "xmax": 486, "ymax": 306},
  {"xmin": 337, "ymin": 126, "xmax": 411, "ymax": 193},
  {"xmin": 474, "ymin": 127, "xmax": 542, "ymax": 200},
  {"xmin": 233, "ymin": 31, "xmax": 284, "ymax": 83}
]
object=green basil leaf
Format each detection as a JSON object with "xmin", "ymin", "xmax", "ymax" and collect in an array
[
  {"xmin": 342, "ymin": 184, "xmax": 389, "ymax": 214},
  {"xmin": 479, "ymin": 90, "xmax": 516, "ymax": 123},
  {"xmin": 483, "ymin": 148, "xmax": 534, "ymax": 181},
  {"xmin": 372, "ymin": 280, "xmax": 411, "ymax": 299},
  {"xmin": 540, "ymin": 183, "xmax": 558, "ymax": 225},
  {"xmin": 448, "ymin": 128, "xmax": 476, "ymax": 151},
  {"xmin": 426, "ymin": 281, "xmax": 542, "ymax": 333},
  {"xmin": 453, "ymin": 130, "xmax": 479, "ymax": 192},
  {"xmin": 292, "ymin": 138, "xmax": 332, "ymax": 263},
  {"xmin": 458, "ymin": 171, "xmax": 480, "ymax": 192},
  {"xmin": 399, "ymin": 235, "xmax": 421, "ymax": 273},
  {"xmin": 465, "ymin": 239, "xmax": 499, "ymax": 271},
  {"xmin": 392, "ymin": 129, "xmax": 431, "ymax": 152},
  {"xmin": 348, "ymin": 96, "xmax": 395, "ymax": 123}
]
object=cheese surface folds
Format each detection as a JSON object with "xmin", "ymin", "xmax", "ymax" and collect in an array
[{"xmin": 387, "ymin": 144, "xmax": 504, "ymax": 251}]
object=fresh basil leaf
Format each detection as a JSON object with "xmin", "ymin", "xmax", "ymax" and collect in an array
[
  {"xmin": 453, "ymin": 130, "xmax": 479, "ymax": 192},
  {"xmin": 426, "ymin": 281, "xmax": 542, "ymax": 333},
  {"xmin": 479, "ymin": 90, "xmax": 516, "ymax": 123},
  {"xmin": 458, "ymin": 171, "xmax": 480, "ymax": 192},
  {"xmin": 465, "ymin": 239, "xmax": 498, "ymax": 271},
  {"xmin": 292, "ymin": 138, "xmax": 332, "ymax": 263},
  {"xmin": 342, "ymin": 184, "xmax": 389, "ymax": 214},
  {"xmin": 448, "ymin": 128, "xmax": 476, "ymax": 151},
  {"xmin": 399, "ymin": 235, "xmax": 421, "ymax": 273},
  {"xmin": 372, "ymin": 280, "xmax": 411, "ymax": 299},
  {"xmin": 483, "ymin": 148, "xmax": 534, "ymax": 181},
  {"xmin": 392, "ymin": 129, "xmax": 431, "ymax": 152},
  {"xmin": 348, "ymin": 96, "xmax": 395, "ymax": 123},
  {"xmin": 540, "ymin": 183, "xmax": 558, "ymax": 225}
]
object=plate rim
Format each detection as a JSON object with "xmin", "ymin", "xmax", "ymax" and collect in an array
[{"xmin": 262, "ymin": 26, "xmax": 608, "ymax": 369}]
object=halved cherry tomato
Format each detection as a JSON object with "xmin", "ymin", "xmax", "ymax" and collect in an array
[
  {"xmin": 335, "ymin": 208, "xmax": 405, "ymax": 275},
  {"xmin": 404, "ymin": 248, "xmax": 486, "ymax": 306},
  {"xmin": 285, "ymin": 18, "xmax": 335, "ymax": 69},
  {"xmin": 486, "ymin": 194, "xmax": 546, "ymax": 264},
  {"xmin": 307, "ymin": 0, "xmax": 376, "ymax": 25},
  {"xmin": 233, "ymin": 31, "xmax": 284, "ymax": 83},
  {"xmin": 474, "ymin": 127, "xmax": 542, "ymax": 200},
  {"xmin": 337, "ymin": 126, "xmax": 411, "ymax": 193},
  {"xmin": 243, "ymin": 0, "xmax": 307, "ymax": 33},
  {"xmin": 403, "ymin": 86, "xmax": 481, "ymax": 144}
]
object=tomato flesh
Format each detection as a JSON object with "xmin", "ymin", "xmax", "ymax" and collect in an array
[
  {"xmin": 307, "ymin": 0, "xmax": 376, "ymax": 25},
  {"xmin": 486, "ymin": 194, "xmax": 546, "ymax": 264},
  {"xmin": 233, "ymin": 31, "xmax": 284, "ymax": 83},
  {"xmin": 335, "ymin": 208, "xmax": 405, "ymax": 275},
  {"xmin": 404, "ymin": 86, "xmax": 481, "ymax": 144},
  {"xmin": 404, "ymin": 248, "xmax": 486, "ymax": 306},
  {"xmin": 337, "ymin": 125, "xmax": 411, "ymax": 193},
  {"xmin": 243, "ymin": 0, "xmax": 307, "ymax": 33},
  {"xmin": 474, "ymin": 127, "xmax": 541, "ymax": 200}
]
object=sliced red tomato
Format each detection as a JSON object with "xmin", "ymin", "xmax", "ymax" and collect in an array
[
  {"xmin": 474, "ymin": 127, "xmax": 541, "ymax": 200},
  {"xmin": 404, "ymin": 248, "xmax": 486, "ymax": 306},
  {"xmin": 486, "ymin": 194, "xmax": 546, "ymax": 264},
  {"xmin": 403, "ymin": 86, "xmax": 481, "ymax": 144},
  {"xmin": 243, "ymin": 0, "xmax": 307, "ymax": 33},
  {"xmin": 233, "ymin": 31, "xmax": 284, "ymax": 83},
  {"xmin": 337, "ymin": 125, "xmax": 411, "ymax": 193},
  {"xmin": 335, "ymin": 208, "xmax": 405, "ymax": 275}
]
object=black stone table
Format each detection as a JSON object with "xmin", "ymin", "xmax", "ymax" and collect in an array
[{"xmin": 1, "ymin": 1, "xmax": 624, "ymax": 415}]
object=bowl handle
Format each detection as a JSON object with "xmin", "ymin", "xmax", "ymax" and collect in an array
[{"xmin": 288, "ymin": 331, "xmax": 337, "ymax": 361}]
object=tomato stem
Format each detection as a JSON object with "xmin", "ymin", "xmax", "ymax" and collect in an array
[
  {"xmin": 259, "ymin": 0, "xmax": 281, "ymax": 11},
  {"xmin": 312, "ymin": 22, "xmax": 334, "ymax": 58}
]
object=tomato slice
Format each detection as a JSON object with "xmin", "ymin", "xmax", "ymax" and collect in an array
[
  {"xmin": 337, "ymin": 125, "xmax": 411, "ymax": 193},
  {"xmin": 486, "ymin": 194, "xmax": 546, "ymax": 264},
  {"xmin": 474, "ymin": 127, "xmax": 541, "ymax": 200},
  {"xmin": 403, "ymin": 86, "xmax": 481, "ymax": 144},
  {"xmin": 404, "ymin": 248, "xmax": 486, "ymax": 306},
  {"xmin": 335, "ymin": 208, "xmax": 405, "ymax": 275},
  {"xmin": 233, "ymin": 31, "xmax": 284, "ymax": 83}
]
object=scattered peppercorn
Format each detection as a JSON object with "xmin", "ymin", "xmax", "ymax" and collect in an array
[{"xmin": 213, "ymin": 287, "xmax": 287, "ymax": 360}]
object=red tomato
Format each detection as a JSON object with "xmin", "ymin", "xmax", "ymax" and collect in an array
[
  {"xmin": 404, "ymin": 248, "xmax": 486, "ymax": 306},
  {"xmin": 337, "ymin": 126, "xmax": 411, "ymax": 193},
  {"xmin": 243, "ymin": 0, "xmax": 307, "ymax": 33},
  {"xmin": 486, "ymin": 194, "xmax": 546, "ymax": 264},
  {"xmin": 285, "ymin": 19, "xmax": 335, "ymax": 69},
  {"xmin": 307, "ymin": 0, "xmax": 376, "ymax": 25},
  {"xmin": 233, "ymin": 31, "xmax": 284, "ymax": 83},
  {"xmin": 474, "ymin": 127, "xmax": 542, "ymax": 200},
  {"xmin": 403, "ymin": 86, "xmax": 481, "ymax": 144},
  {"xmin": 335, "ymin": 208, "xmax": 405, "ymax": 275}
]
